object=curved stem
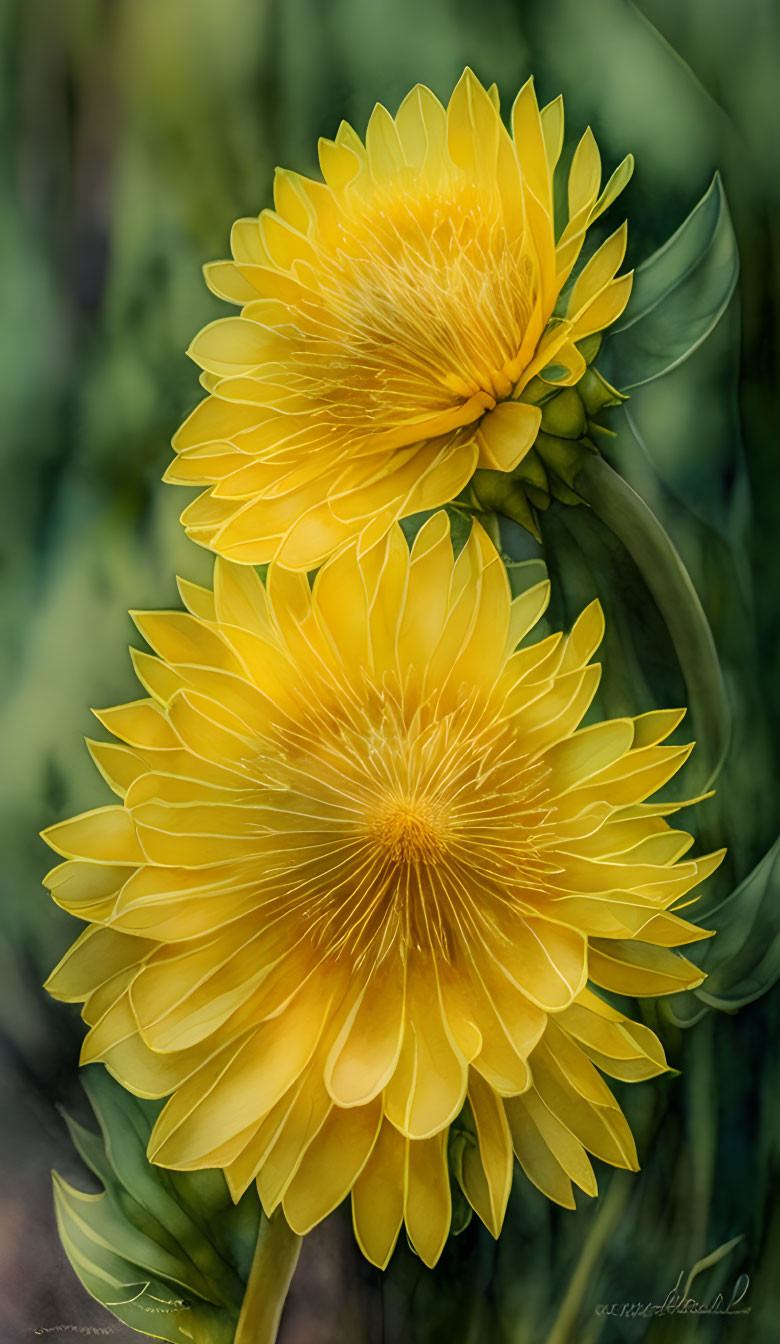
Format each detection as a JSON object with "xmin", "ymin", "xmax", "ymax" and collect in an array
[
  {"xmin": 573, "ymin": 453, "xmax": 730, "ymax": 788},
  {"xmin": 234, "ymin": 1211, "xmax": 302, "ymax": 1344}
]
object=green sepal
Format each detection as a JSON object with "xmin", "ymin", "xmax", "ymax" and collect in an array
[
  {"xmin": 577, "ymin": 363, "xmax": 626, "ymax": 418},
  {"xmin": 468, "ymin": 471, "xmax": 542, "ymax": 542},
  {"xmin": 470, "ymin": 179, "xmax": 736, "ymax": 540},
  {"xmin": 539, "ymin": 387, "xmax": 587, "ymax": 440},
  {"xmin": 468, "ymin": 333, "xmax": 626, "ymax": 539},
  {"xmin": 534, "ymin": 431, "xmax": 594, "ymax": 494},
  {"xmin": 511, "ymin": 446, "xmax": 549, "ymax": 493},
  {"xmin": 539, "ymin": 363, "xmax": 569, "ymax": 383},
  {"xmin": 525, "ymin": 481, "xmax": 553, "ymax": 511}
]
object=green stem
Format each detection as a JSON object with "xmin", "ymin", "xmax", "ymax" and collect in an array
[
  {"xmin": 573, "ymin": 453, "xmax": 730, "ymax": 789},
  {"xmin": 543, "ymin": 1173, "xmax": 633, "ymax": 1344},
  {"xmin": 234, "ymin": 1211, "xmax": 302, "ymax": 1344}
]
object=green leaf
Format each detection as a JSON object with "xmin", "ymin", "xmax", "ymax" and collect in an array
[
  {"xmin": 602, "ymin": 174, "xmax": 738, "ymax": 388},
  {"xmin": 695, "ymin": 836, "xmax": 780, "ymax": 1011},
  {"xmin": 53, "ymin": 1068, "xmax": 262, "ymax": 1342},
  {"xmin": 54, "ymin": 1177, "xmax": 213, "ymax": 1344},
  {"xmin": 503, "ymin": 557, "xmax": 549, "ymax": 602},
  {"xmin": 82, "ymin": 1070, "xmax": 245, "ymax": 1300}
]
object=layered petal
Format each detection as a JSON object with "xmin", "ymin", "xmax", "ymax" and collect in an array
[
  {"xmin": 168, "ymin": 70, "xmax": 632, "ymax": 567},
  {"xmin": 44, "ymin": 517, "xmax": 717, "ymax": 1264}
]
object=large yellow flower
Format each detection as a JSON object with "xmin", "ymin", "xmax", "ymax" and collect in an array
[
  {"xmin": 43, "ymin": 516, "xmax": 721, "ymax": 1268},
  {"xmin": 167, "ymin": 69, "xmax": 633, "ymax": 570}
]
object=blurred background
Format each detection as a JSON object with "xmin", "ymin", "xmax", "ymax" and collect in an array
[{"xmin": 1, "ymin": 0, "xmax": 779, "ymax": 1340}]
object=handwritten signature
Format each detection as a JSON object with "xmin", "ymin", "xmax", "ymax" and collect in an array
[
  {"xmin": 32, "ymin": 1292, "xmax": 191, "ymax": 1335},
  {"xmin": 32, "ymin": 1330, "xmax": 117, "ymax": 1338},
  {"xmin": 596, "ymin": 1269, "xmax": 751, "ymax": 1319}
]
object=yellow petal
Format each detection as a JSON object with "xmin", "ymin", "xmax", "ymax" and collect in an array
[
  {"xmin": 352, "ymin": 1119, "xmax": 406, "ymax": 1269},
  {"xmin": 149, "ymin": 981, "xmax": 332, "ymax": 1168},
  {"xmin": 395, "ymin": 85, "xmax": 447, "ymax": 173},
  {"xmin": 366, "ymin": 103, "xmax": 406, "ymax": 181},
  {"xmin": 42, "ymin": 807, "xmax": 144, "ymax": 864},
  {"xmin": 203, "ymin": 260, "xmax": 261, "ymax": 306},
  {"xmin": 214, "ymin": 557, "xmax": 271, "ymax": 633},
  {"xmin": 447, "ymin": 68, "xmax": 500, "ymax": 182},
  {"xmin": 93, "ymin": 701, "xmax": 179, "ymax": 750},
  {"xmin": 325, "ymin": 952, "xmax": 405, "ymax": 1108},
  {"xmin": 588, "ymin": 940, "xmax": 705, "ymax": 995},
  {"xmin": 512, "ymin": 1088, "xmax": 597, "ymax": 1198},
  {"xmin": 188, "ymin": 318, "xmax": 276, "ymax": 378},
  {"xmin": 318, "ymin": 136, "xmax": 361, "ymax": 189},
  {"xmin": 493, "ymin": 917, "xmax": 587, "ymax": 1012},
  {"xmin": 384, "ymin": 956, "xmax": 467, "ymax": 1140},
  {"xmin": 86, "ymin": 741, "xmax": 146, "ymax": 798},
  {"xmin": 45, "ymin": 927, "xmax": 149, "ymax": 1002},
  {"xmin": 460, "ymin": 1071, "xmax": 513, "ymax": 1236},
  {"xmin": 567, "ymin": 127, "xmax": 602, "ymax": 222},
  {"xmin": 511, "ymin": 77, "xmax": 551, "ymax": 210},
  {"xmin": 283, "ymin": 1098, "xmax": 382, "ymax": 1234},
  {"xmin": 504, "ymin": 1094, "xmax": 575, "ymax": 1209},
  {"xmin": 404, "ymin": 1132, "xmax": 451, "ymax": 1267},
  {"xmin": 253, "ymin": 1078, "xmax": 332, "ymax": 1214},
  {"xmin": 545, "ymin": 719, "xmax": 634, "ymax": 794},
  {"xmin": 568, "ymin": 222, "xmax": 628, "ymax": 319},
  {"xmin": 475, "ymin": 400, "xmax": 542, "ymax": 471},
  {"xmin": 130, "ymin": 611, "xmax": 241, "ymax": 675}
]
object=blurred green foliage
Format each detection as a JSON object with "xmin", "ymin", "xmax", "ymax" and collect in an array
[{"xmin": 1, "ymin": 1, "xmax": 779, "ymax": 1341}]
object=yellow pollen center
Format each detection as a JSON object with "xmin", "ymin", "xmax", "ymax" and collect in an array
[{"xmin": 369, "ymin": 797, "xmax": 451, "ymax": 865}]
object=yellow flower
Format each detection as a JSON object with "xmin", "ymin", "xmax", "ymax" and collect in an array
[
  {"xmin": 167, "ymin": 69, "xmax": 634, "ymax": 570},
  {"xmin": 43, "ymin": 516, "xmax": 721, "ymax": 1269}
]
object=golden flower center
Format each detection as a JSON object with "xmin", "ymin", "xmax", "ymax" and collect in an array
[
  {"xmin": 367, "ymin": 795, "xmax": 451, "ymax": 865},
  {"xmin": 303, "ymin": 187, "xmax": 536, "ymax": 431},
  {"xmin": 258, "ymin": 680, "xmax": 560, "ymax": 963}
]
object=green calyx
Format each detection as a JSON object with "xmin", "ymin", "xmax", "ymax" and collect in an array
[{"xmin": 468, "ymin": 335, "xmax": 626, "ymax": 541}]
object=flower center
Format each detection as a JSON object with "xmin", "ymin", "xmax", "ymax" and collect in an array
[
  {"xmin": 303, "ymin": 187, "xmax": 536, "ymax": 441},
  {"xmin": 368, "ymin": 795, "xmax": 451, "ymax": 866}
]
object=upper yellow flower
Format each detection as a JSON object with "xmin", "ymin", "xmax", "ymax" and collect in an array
[
  {"xmin": 43, "ymin": 516, "xmax": 721, "ymax": 1268},
  {"xmin": 167, "ymin": 69, "xmax": 634, "ymax": 570}
]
